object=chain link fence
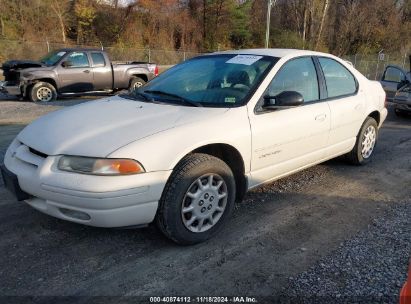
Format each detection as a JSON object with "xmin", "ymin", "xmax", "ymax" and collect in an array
[
  {"xmin": 0, "ymin": 39, "xmax": 202, "ymax": 65},
  {"xmin": 0, "ymin": 39, "xmax": 409, "ymax": 80},
  {"xmin": 343, "ymin": 53, "xmax": 410, "ymax": 80}
]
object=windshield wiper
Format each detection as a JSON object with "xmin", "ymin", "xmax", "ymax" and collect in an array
[
  {"xmin": 132, "ymin": 91, "xmax": 151, "ymax": 101},
  {"xmin": 119, "ymin": 91, "xmax": 151, "ymax": 101},
  {"xmin": 143, "ymin": 90, "xmax": 202, "ymax": 107}
]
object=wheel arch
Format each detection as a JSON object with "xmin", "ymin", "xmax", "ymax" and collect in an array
[
  {"xmin": 130, "ymin": 74, "xmax": 148, "ymax": 83},
  {"xmin": 185, "ymin": 143, "xmax": 248, "ymax": 203},
  {"xmin": 367, "ymin": 110, "xmax": 380, "ymax": 126},
  {"xmin": 26, "ymin": 78, "xmax": 58, "ymax": 96}
]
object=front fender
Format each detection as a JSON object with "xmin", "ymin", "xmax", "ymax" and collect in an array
[
  {"xmin": 21, "ymin": 70, "xmax": 59, "ymax": 91},
  {"xmin": 107, "ymin": 106, "xmax": 252, "ymax": 173}
]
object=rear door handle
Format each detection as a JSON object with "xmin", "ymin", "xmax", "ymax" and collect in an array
[
  {"xmin": 83, "ymin": 70, "xmax": 90, "ymax": 73},
  {"xmin": 315, "ymin": 114, "xmax": 327, "ymax": 122}
]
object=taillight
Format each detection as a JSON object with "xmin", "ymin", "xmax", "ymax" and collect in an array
[{"xmin": 154, "ymin": 65, "xmax": 159, "ymax": 77}]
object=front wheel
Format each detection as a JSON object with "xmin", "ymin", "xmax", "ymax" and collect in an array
[
  {"xmin": 29, "ymin": 82, "xmax": 57, "ymax": 102},
  {"xmin": 156, "ymin": 153, "xmax": 236, "ymax": 245},
  {"xmin": 346, "ymin": 117, "xmax": 378, "ymax": 165}
]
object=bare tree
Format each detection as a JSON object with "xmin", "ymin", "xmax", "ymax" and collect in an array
[
  {"xmin": 315, "ymin": 0, "xmax": 329, "ymax": 50},
  {"xmin": 51, "ymin": 0, "xmax": 67, "ymax": 43}
]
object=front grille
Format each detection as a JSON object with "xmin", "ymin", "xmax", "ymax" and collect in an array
[{"xmin": 3, "ymin": 70, "xmax": 20, "ymax": 83}]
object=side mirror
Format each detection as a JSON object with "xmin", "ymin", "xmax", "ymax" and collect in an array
[
  {"xmin": 263, "ymin": 91, "xmax": 304, "ymax": 110},
  {"xmin": 61, "ymin": 61, "xmax": 73, "ymax": 68}
]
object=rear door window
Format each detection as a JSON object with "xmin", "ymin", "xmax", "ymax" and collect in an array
[
  {"xmin": 91, "ymin": 52, "xmax": 106, "ymax": 67},
  {"xmin": 318, "ymin": 57, "xmax": 357, "ymax": 98}
]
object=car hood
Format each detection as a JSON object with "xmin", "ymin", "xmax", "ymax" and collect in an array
[
  {"xmin": 18, "ymin": 96, "xmax": 229, "ymax": 157},
  {"xmin": 2, "ymin": 60, "xmax": 45, "ymax": 71},
  {"xmin": 21, "ymin": 66, "xmax": 54, "ymax": 73}
]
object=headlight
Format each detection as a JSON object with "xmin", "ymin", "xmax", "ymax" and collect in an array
[{"xmin": 58, "ymin": 156, "xmax": 145, "ymax": 175}]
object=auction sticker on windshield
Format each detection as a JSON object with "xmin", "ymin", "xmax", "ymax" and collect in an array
[
  {"xmin": 225, "ymin": 97, "xmax": 236, "ymax": 103},
  {"xmin": 226, "ymin": 55, "xmax": 262, "ymax": 65}
]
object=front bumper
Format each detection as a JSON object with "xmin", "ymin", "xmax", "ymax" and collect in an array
[
  {"xmin": 3, "ymin": 139, "xmax": 171, "ymax": 227},
  {"xmin": 0, "ymin": 81, "xmax": 22, "ymax": 96}
]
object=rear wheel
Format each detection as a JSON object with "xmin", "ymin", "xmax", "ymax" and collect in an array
[
  {"xmin": 29, "ymin": 82, "xmax": 57, "ymax": 102},
  {"xmin": 128, "ymin": 77, "xmax": 146, "ymax": 93},
  {"xmin": 346, "ymin": 117, "xmax": 378, "ymax": 165},
  {"xmin": 156, "ymin": 153, "xmax": 236, "ymax": 245}
]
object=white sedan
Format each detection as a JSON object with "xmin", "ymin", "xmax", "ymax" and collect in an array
[{"xmin": 1, "ymin": 49, "xmax": 387, "ymax": 244}]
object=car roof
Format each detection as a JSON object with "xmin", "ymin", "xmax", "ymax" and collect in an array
[{"xmin": 213, "ymin": 48, "xmax": 332, "ymax": 59}]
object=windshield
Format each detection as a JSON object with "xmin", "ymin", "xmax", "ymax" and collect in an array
[
  {"xmin": 40, "ymin": 50, "xmax": 66, "ymax": 66},
  {"xmin": 126, "ymin": 54, "xmax": 278, "ymax": 107}
]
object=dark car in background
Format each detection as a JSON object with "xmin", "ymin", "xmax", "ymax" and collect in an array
[
  {"xmin": 380, "ymin": 64, "xmax": 410, "ymax": 102},
  {"xmin": 0, "ymin": 48, "xmax": 158, "ymax": 102},
  {"xmin": 380, "ymin": 57, "xmax": 411, "ymax": 117},
  {"xmin": 392, "ymin": 84, "xmax": 411, "ymax": 116}
]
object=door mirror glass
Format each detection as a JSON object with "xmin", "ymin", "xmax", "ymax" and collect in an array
[
  {"xmin": 263, "ymin": 91, "xmax": 304, "ymax": 109},
  {"xmin": 61, "ymin": 61, "xmax": 73, "ymax": 68}
]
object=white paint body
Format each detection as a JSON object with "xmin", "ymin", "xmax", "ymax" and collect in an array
[{"xmin": 3, "ymin": 49, "xmax": 387, "ymax": 227}]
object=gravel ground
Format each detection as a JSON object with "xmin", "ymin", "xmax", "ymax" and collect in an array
[
  {"xmin": 284, "ymin": 201, "xmax": 411, "ymax": 303},
  {"xmin": 0, "ymin": 96, "xmax": 410, "ymax": 303},
  {"xmin": 0, "ymin": 93, "xmax": 95, "ymax": 124}
]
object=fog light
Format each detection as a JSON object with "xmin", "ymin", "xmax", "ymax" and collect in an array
[{"xmin": 59, "ymin": 208, "xmax": 91, "ymax": 221}]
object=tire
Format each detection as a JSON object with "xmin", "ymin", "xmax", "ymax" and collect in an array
[
  {"xmin": 128, "ymin": 77, "xmax": 146, "ymax": 92},
  {"xmin": 156, "ymin": 153, "xmax": 236, "ymax": 245},
  {"xmin": 346, "ymin": 117, "xmax": 378, "ymax": 165},
  {"xmin": 29, "ymin": 82, "xmax": 57, "ymax": 102}
]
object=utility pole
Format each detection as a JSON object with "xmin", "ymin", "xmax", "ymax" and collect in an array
[{"xmin": 265, "ymin": 0, "xmax": 276, "ymax": 48}]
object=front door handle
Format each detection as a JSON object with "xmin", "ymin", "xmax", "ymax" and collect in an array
[
  {"xmin": 83, "ymin": 70, "xmax": 90, "ymax": 73},
  {"xmin": 315, "ymin": 114, "xmax": 327, "ymax": 122}
]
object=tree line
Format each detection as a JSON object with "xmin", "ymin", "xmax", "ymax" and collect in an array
[{"xmin": 0, "ymin": 0, "xmax": 410, "ymax": 56}]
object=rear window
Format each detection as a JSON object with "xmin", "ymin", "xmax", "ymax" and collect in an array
[{"xmin": 91, "ymin": 52, "xmax": 106, "ymax": 67}]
